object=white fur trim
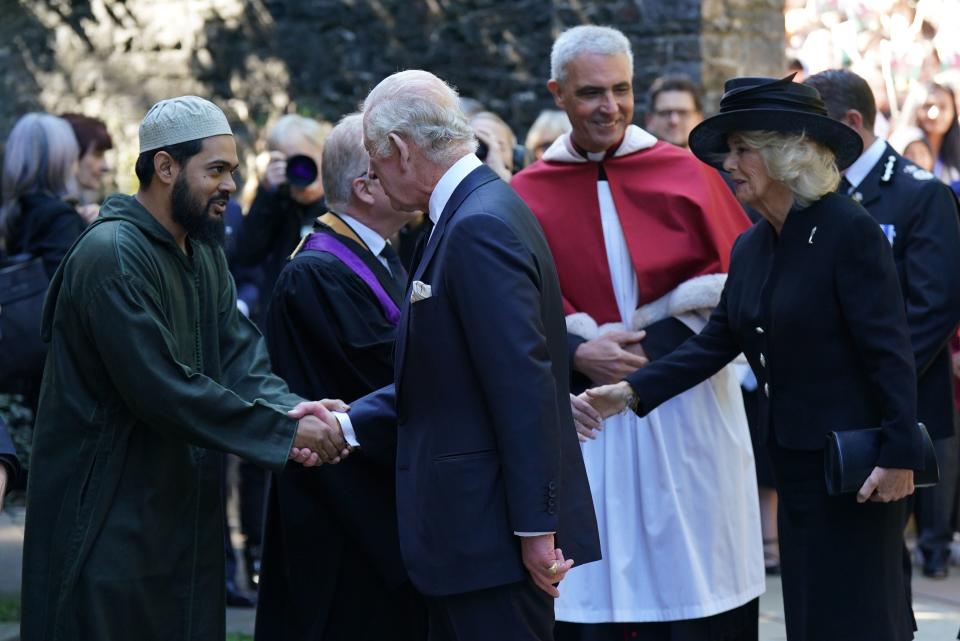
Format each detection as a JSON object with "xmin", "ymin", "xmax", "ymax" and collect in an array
[
  {"xmin": 566, "ymin": 312, "xmax": 599, "ymax": 340},
  {"xmin": 542, "ymin": 125, "xmax": 658, "ymax": 164},
  {"xmin": 631, "ymin": 274, "xmax": 727, "ymax": 330}
]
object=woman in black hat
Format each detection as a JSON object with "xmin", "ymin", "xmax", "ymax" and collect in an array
[{"xmin": 581, "ymin": 75, "xmax": 924, "ymax": 641}]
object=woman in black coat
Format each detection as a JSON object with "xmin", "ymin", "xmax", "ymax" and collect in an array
[
  {"xmin": 1, "ymin": 112, "xmax": 85, "ymax": 278},
  {"xmin": 584, "ymin": 76, "xmax": 924, "ymax": 641}
]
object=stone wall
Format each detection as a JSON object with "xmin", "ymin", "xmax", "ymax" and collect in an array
[{"xmin": 1, "ymin": 0, "xmax": 784, "ymax": 193}]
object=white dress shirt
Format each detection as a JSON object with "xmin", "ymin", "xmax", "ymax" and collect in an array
[
  {"xmin": 336, "ymin": 212, "xmax": 393, "ymax": 274},
  {"xmin": 843, "ymin": 136, "xmax": 887, "ymax": 192}
]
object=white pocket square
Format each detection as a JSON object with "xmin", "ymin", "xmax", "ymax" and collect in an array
[{"xmin": 411, "ymin": 280, "xmax": 433, "ymax": 303}]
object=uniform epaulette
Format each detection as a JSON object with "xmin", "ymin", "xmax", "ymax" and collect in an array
[{"xmin": 902, "ymin": 164, "xmax": 935, "ymax": 181}]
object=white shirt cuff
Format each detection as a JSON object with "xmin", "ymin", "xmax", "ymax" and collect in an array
[
  {"xmin": 333, "ymin": 412, "xmax": 360, "ymax": 448},
  {"xmin": 514, "ymin": 532, "xmax": 555, "ymax": 536}
]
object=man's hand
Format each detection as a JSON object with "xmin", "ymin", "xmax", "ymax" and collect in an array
[
  {"xmin": 952, "ymin": 349, "xmax": 960, "ymax": 379},
  {"xmin": 0, "ymin": 465, "xmax": 7, "ymax": 513},
  {"xmin": 288, "ymin": 400, "xmax": 351, "ymax": 466},
  {"xmin": 573, "ymin": 331, "xmax": 648, "ymax": 385},
  {"xmin": 519, "ymin": 534, "xmax": 574, "ymax": 597},
  {"xmin": 857, "ymin": 466, "xmax": 915, "ymax": 504},
  {"xmin": 570, "ymin": 393, "xmax": 602, "ymax": 442},
  {"xmin": 582, "ymin": 381, "xmax": 634, "ymax": 419}
]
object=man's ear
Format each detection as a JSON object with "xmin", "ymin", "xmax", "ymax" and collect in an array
[
  {"xmin": 352, "ymin": 176, "xmax": 375, "ymax": 206},
  {"xmin": 547, "ymin": 79, "xmax": 564, "ymax": 109},
  {"xmin": 388, "ymin": 132, "xmax": 411, "ymax": 169},
  {"xmin": 153, "ymin": 151, "xmax": 178, "ymax": 186},
  {"xmin": 843, "ymin": 108, "xmax": 864, "ymax": 132}
]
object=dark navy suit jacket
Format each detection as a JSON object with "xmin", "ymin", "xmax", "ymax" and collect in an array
[
  {"xmin": 627, "ymin": 193, "xmax": 925, "ymax": 470},
  {"xmin": 848, "ymin": 144, "xmax": 960, "ymax": 440},
  {"xmin": 349, "ymin": 164, "xmax": 600, "ymax": 597}
]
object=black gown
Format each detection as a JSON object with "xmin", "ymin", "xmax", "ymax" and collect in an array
[{"xmin": 255, "ymin": 223, "xmax": 427, "ymax": 641}]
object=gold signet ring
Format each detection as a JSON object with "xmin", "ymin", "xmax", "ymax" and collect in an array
[{"xmin": 548, "ymin": 561, "xmax": 560, "ymax": 576}]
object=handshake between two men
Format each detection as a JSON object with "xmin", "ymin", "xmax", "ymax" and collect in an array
[{"xmin": 287, "ymin": 399, "xmax": 351, "ymax": 467}]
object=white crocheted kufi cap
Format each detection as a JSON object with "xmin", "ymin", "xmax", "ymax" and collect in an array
[{"xmin": 138, "ymin": 95, "xmax": 233, "ymax": 153}]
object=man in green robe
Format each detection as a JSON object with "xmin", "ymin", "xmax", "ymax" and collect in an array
[{"xmin": 20, "ymin": 96, "xmax": 348, "ymax": 641}]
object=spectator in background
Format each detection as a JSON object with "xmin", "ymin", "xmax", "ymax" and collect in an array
[
  {"xmin": 644, "ymin": 74, "xmax": 704, "ymax": 149},
  {"xmin": 61, "ymin": 112, "xmax": 114, "ymax": 223},
  {"xmin": 0, "ymin": 113, "xmax": 84, "ymax": 278},
  {"xmin": 914, "ymin": 82, "xmax": 960, "ymax": 188},
  {"xmin": 470, "ymin": 110, "xmax": 517, "ymax": 182},
  {"xmin": 232, "ymin": 114, "xmax": 331, "ymax": 327},
  {"xmin": 0, "ymin": 418, "xmax": 21, "ymax": 513},
  {"xmin": 523, "ymin": 109, "xmax": 571, "ymax": 163},
  {"xmin": 889, "ymin": 126, "xmax": 936, "ymax": 172}
]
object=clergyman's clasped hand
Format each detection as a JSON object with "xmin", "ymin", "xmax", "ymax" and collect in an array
[{"xmin": 288, "ymin": 399, "xmax": 351, "ymax": 467}]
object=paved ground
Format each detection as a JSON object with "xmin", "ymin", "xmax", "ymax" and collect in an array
[{"xmin": 1, "ymin": 505, "xmax": 958, "ymax": 640}]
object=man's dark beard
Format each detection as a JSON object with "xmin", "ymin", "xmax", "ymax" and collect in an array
[{"xmin": 171, "ymin": 174, "xmax": 227, "ymax": 246}]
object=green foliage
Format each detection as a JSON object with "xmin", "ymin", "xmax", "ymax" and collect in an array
[
  {"xmin": 0, "ymin": 394, "xmax": 33, "ymax": 472},
  {"xmin": 225, "ymin": 634, "xmax": 253, "ymax": 641},
  {"xmin": 0, "ymin": 593, "xmax": 20, "ymax": 622}
]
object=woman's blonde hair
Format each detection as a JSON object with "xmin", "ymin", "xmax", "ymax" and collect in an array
[{"xmin": 734, "ymin": 130, "xmax": 840, "ymax": 208}]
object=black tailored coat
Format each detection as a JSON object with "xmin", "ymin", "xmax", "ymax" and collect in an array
[
  {"xmin": 847, "ymin": 144, "xmax": 960, "ymax": 440},
  {"xmin": 348, "ymin": 164, "xmax": 601, "ymax": 597},
  {"xmin": 627, "ymin": 192, "xmax": 924, "ymax": 469}
]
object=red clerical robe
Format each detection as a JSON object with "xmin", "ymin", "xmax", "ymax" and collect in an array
[{"xmin": 512, "ymin": 135, "xmax": 750, "ymax": 326}]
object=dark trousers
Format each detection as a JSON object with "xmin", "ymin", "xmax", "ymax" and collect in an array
[
  {"xmin": 915, "ymin": 435, "xmax": 960, "ymax": 565},
  {"xmin": 426, "ymin": 577, "xmax": 553, "ymax": 641}
]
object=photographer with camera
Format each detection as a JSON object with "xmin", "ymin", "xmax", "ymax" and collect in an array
[{"xmin": 233, "ymin": 114, "xmax": 332, "ymax": 327}]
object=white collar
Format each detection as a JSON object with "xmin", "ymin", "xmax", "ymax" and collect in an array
[
  {"xmin": 843, "ymin": 136, "xmax": 888, "ymax": 191},
  {"xmin": 428, "ymin": 154, "xmax": 484, "ymax": 226},
  {"xmin": 542, "ymin": 124, "xmax": 659, "ymax": 163},
  {"xmin": 336, "ymin": 212, "xmax": 387, "ymax": 257}
]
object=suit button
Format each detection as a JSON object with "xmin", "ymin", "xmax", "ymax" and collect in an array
[
  {"xmin": 764, "ymin": 383, "xmax": 770, "ymax": 397},
  {"xmin": 547, "ymin": 481, "xmax": 557, "ymax": 490},
  {"xmin": 548, "ymin": 507, "xmax": 557, "ymax": 515},
  {"xmin": 548, "ymin": 489, "xmax": 557, "ymax": 498},
  {"xmin": 755, "ymin": 326, "xmax": 764, "ymax": 335},
  {"xmin": 759, "ymin": 353, "xmax": 766, "ymax": 367}
]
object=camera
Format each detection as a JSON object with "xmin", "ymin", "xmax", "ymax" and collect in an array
[{"xmin": 285, "ymin": 154, "xmax": 318, "ymax": 188}]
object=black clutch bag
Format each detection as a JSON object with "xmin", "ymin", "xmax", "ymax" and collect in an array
[{"xmin": 824, "ymin": 423, "xmax": 939, "ymax": 496}]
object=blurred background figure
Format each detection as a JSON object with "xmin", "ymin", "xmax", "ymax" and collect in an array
[
  {"xmin": 644, "ymin": 74, "xmax": 704, "ymax": 149},
  {"xmin": 523, "ymin": 109, "xmax": 571, "ymax": 163},
  {"xmin": 470, "ymin": 110, "xmax": 518, "ymax": 182},
  {"xmin": 232, "ymin": 113, "xmax": 331, "ymax": 327},
  {"xmin": 61, "ymin": 112, "xmax": 114, "ymax": 223},
  {"xmin": 1, "ymin": 113, "xmax": 84, "ymax": 279},
  {"xmin": 889, "ymin": 126, "xmax": 936, "ymax": 172},
  {"xmin": 913, "ymin": 82, "xmax": 960, "ymax": 188}
]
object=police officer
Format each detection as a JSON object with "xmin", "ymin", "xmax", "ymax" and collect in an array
[{"xmin": 807, "ymin": 69, "xmax": 960, "ymax": 579}]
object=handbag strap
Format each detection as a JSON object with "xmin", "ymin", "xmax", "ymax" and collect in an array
[{"xmin": 300, "ymin": 232, "xmax": 401, "ymax": 326}]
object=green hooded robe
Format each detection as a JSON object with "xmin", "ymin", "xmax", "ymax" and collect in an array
[{"xmin": 21, "ymin": 194, "xmax": 303, "ymax": 640}]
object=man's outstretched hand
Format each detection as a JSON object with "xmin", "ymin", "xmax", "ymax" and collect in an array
[
  {"xmin": 520, "ymin": 533, "xmax": 574, "ymax": 597},
  {"xmin": 288, "ymin": 399, "xmax": 351, "ymax": 467}
]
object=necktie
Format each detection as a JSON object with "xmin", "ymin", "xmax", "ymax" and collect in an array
[
  {"xmin": 838, "ymin": 176, "xmax": 852, "ymax": 194},
  {"xmin": 407, "ymin": 220, "xmax": 434, "ymax": 278},
  {"xmin": 380, "ymin": 241, "xmax": 408, "ymax": 287}
]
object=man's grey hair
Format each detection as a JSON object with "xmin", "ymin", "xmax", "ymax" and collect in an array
[
  {"xmin": 551, "ymin": 25, "xmax": 634, "ymax": 85},
  {"xmin": 362, "ymin": 70, "xmax": 477, "ymax": 165},
  {"xmin": 266, "ymin": 114, "xmax": 332, "ymax": 152},
  {"xmin": 321, "ymin": 113, "xmax": 368, "ymax": 212}
]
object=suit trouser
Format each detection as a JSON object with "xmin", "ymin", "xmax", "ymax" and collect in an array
[
  {"xmin": 916, "ymin": 435, "xmax": 959, "ymax": 564},
  {"xmin": 426, "ymin": 576, "xmax": 553, "ymax": 641}
]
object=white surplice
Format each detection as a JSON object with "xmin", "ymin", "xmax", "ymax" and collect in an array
[{"xmin": 551, "ymin": 128, "xmax": 765, "ymax": 623}]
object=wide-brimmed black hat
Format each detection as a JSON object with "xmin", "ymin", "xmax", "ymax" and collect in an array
[{"xmin": 688, "ymin": 74, "xmax": 863, "ymax": 170}]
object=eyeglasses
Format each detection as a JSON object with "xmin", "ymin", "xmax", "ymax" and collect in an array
[{"xmin": 653, "ymin": 109, "xmax": 696, "ymax": 120}]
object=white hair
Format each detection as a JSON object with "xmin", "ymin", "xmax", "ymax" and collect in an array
[
  {"xmin": 1, "ymin": 113, "xmax": 79, "ymax": 242},
  {"xmin": 736, "ymin": 130, "xmax": 840, "ymax": 208},
  {"xmin": 321, "ymin": 113, "xmax": 368, "ymax": 212},
  {"xmin": 266, "ymin": 114, "xmax": 332, "ymax": 152},
  {"xmin": 524, "ymin": 109, "xmax": 571, "ymax": 157},
  {"xmin": 551, "ymin": 25, "xmax": 634, "ymax": 85},
  {"xmin": 362, "ymin": 70, "xmax": 477, "ymax": 165}
]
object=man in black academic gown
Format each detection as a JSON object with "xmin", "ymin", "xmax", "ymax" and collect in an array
[
  {"xmin": 256, "ymin": 113, "xmax": 426, "ymax": 641},
  {"xmin": 806, "ymin": 70, "xmax": 960, "ymax": 579}
]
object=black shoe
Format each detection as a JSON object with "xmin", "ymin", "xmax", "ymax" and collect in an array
[
  {"xmin": 226, "ymin": 580, "xmax": 257, "ymax": 608},
  {"xmin": 243, "ymin": 544, "xmax": 261, "ymax": 591}
]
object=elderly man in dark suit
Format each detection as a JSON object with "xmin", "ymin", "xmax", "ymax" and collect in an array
[
  {"xmin": 293, "ymin": 69, "xmax": 601, "ymax": 641},
  {"xmin": 806, "ymin": 70, "xmax": 960, "ymax": 579}
]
